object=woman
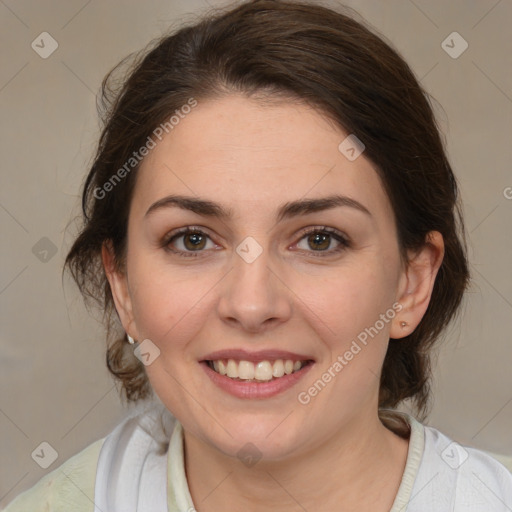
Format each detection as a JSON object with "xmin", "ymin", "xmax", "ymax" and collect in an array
[{"xmin": 4, "ymin": 1, "xmax": 511, "ymax": 511}]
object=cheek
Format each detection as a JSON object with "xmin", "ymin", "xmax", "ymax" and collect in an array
[
  {"xmin": 295, "ymin": 258, "xmax": 398, "ymax": 349},
  {"xmin": 127, "ymin": 259, "xmax": 217, "ymax": 355}
]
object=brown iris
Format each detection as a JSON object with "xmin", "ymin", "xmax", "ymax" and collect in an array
[
  {"xmin": 183, "ymin": 231, "xmax": 207, "ymax": 251},
  {"xmin": 307, "ymin": 232, "xmax": 331, "ymax": 251}
]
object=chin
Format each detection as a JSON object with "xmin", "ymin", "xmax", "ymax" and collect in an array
[{"xmin": 199, "ymin": 414, "xmax": 305, "ymax": 462}]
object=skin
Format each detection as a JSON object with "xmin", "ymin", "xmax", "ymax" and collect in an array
[{"xmin": 103, "ymin": 94, "xmax": 444, "ymax": 511}]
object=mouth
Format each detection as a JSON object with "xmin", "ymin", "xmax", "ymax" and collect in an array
[
  {"xmin": 205, "ymin": 358, "xmax": 314, "ymax": 382},
  {"xmin": 199, "ymin": 349, "xmax": 315, "ymax": 399}
]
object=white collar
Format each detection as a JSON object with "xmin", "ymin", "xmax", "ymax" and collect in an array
[{"xmin": 94, "ymin": 408, "xmax": 170, "ymax": 512}]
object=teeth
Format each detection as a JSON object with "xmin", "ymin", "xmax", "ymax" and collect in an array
[
  {"xmin": 239, "ymin": 360, "xmax": 255, "ymax": 380},
  {"xmin": 272, "ymin": 359, "xmax": 285, "ymax": 378},
  {"xmin": 254, "ymin": 361, "xmax": 273, "ymax": 381},
  {"xmin": 226, "ymin": 359, "xmax": 238, "ymax": 378},
  {"xmin": 209, "ymin": 358, "xmax": 307, "ymax": 381}
]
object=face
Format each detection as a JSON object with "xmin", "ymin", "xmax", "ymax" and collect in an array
[{"xmin": 106, "ymin": 94, "xmax": 430, "ymax": 462}]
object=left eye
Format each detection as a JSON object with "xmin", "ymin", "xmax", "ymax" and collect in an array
[{"xmin": 295, "ymin": 228, "xmax": 349, "ymax": 255}]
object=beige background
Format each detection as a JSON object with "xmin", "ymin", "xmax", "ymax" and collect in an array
[{"xmin": 1, "ymin": 0, "xmax": 511, "ymax": 504}]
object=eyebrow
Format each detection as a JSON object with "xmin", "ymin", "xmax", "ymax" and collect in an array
[{"xmin": 145, "ymin": 194, "xmax": 371, "ymax": 221}]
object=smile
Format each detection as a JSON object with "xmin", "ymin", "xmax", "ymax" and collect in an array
[
  {"xmin": 207, "ymin": 358, "xmax": 310, "ymax": 382},
  {"xmin": 200, "ymin": 349, "xmax": 315, "ymax": 399}
]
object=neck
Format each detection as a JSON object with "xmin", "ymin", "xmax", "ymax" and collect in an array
[{"xmin": 183, "ymin": 409, "xmax": 410, "ymax": 512}]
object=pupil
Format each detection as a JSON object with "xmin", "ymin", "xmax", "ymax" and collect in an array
[
  {"xmin": 310, "ymin": 233, "xmax": 329, "ymax": 250},
  {"xmin": 185, "ymin": 233, "xmax": 205, "ymax": 250}
]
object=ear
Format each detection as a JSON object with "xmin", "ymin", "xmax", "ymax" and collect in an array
[
  {"xmin": 102, "ymin": 241, "xmax": 139, "ymax": 340},
  {"xmin": 390, "ymin": 231, "xmax": 444, "ymax": 339}
]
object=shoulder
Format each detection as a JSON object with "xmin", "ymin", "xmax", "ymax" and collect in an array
[
  {"xmin": 413, "ymin": 423, "xmax": 512, "ymax": 511},
  {"xmin": 2, "ymin": 437, "xmax": 105, "ymax": 512}
]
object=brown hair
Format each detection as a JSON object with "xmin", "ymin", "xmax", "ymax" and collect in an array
[{"xmin": 65, "ymin": 0, "xmax": 469, "ymax": 419}]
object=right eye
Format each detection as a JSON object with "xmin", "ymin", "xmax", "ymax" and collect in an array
[{"xmin": 163, "ymin": 227, "xmax": 217, "ymax": 257}]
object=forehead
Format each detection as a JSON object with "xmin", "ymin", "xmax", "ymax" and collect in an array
[{"xmin": 132, "ymin": 94, "xmax": 393, "ymax": 224}]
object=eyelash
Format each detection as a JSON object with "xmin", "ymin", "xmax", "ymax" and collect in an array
[{"xmin": 161, "ymin": 226, "xmax": 350, "ymax": 258}]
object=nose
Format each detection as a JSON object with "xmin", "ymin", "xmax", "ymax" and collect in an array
[{"xmin": 216, "ymin": 241, "xmax": 292, "ymax": 334}]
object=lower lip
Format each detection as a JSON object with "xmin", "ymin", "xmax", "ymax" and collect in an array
[{"xmin": 201, "ymin": 361, "xmax": 314, "ymax": 399}]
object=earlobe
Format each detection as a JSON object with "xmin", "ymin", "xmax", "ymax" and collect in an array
[
  {"xmin": 101, "ymin": 241, "xmax": 138, "ymax": 338},
  {"xmin": 391, "ymin": 231, "xmax": 444, "ymax": 339}
]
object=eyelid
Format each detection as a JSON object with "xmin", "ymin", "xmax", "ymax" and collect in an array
[{"xmin": 294, "ymin": 225, "xmax": 348, "ymax": 241}]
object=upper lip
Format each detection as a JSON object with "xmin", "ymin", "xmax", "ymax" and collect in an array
[{"xmin": 201, "ymin": 349, "xmax": 315, "ymax": 363}]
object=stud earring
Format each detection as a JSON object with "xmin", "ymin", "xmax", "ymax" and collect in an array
[
  {"xmin": 400, "ymin": 321, "xmax": 407, "ymax": 328},
  {"xmin": 127, "ymin": 334, "xmax": 135, "ymax": 344}
]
